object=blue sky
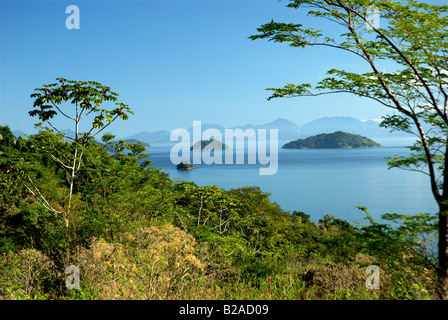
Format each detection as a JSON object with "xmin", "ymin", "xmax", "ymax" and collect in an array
[{"xmin": 0, "ymin": 0, "xmax": 424, "ymax": 138}]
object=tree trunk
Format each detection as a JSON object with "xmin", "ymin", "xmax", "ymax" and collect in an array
[{"xmin": 437, "ymin": 206, "xmax": 448, "ymax": 299}]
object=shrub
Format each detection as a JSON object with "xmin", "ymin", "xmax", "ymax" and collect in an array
[
  {"xmin": 300, "ymin": 254, "xmax": 383, "ymax": 299},
  {"xmin": 0, "ymin": 249, "xmax": 59, "ymax": 299},
  {"xmin": 72, "ymin": 224, "xmax": 205, "ymax": 299}
]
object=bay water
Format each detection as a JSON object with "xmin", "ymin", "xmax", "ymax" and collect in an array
[{"xmin": 147, "ymin": 141, "xmax": 439, "ymax": 224}]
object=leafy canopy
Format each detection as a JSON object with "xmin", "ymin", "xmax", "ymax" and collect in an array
[
  {"xmin": 250, "ymin": 0, "xmax": 448, "ymax": 203},
  {"xmin": 29, "ymin": 78, "xmax": 133, "ymax": 143}
]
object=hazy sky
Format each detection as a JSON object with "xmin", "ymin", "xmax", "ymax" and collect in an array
[{"xmin": 1, "ymin": 0, "xmax": 444, "ymax": 138}]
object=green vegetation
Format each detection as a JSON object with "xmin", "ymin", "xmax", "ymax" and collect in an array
[
  {"xmin": 282, "ymin": 131, "xmax": 380, "ymax": 149},
  {"xmin": 191, "ymin": 139, "xmax": 229, "ymax": 151},
  {"xmin": 0, "ymin": 78, "xmax": 440, "ymax": 300},
  {"xmin": 104, "ymin": 139, "xmax": 150, "ymax": 153},
  {"xmin": 251, "ymin": 0, "xmax": 448, "ymax": 299},
  {"xmin": 0, "ymin": 88, "xmax": 439, "ymax": 299},
  {"xmin": 176, "ymin": 161, "xmax": 196, "ymax": 170}
]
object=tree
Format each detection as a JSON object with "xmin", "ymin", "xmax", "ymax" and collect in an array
[
  {"xmin": 27, "ymin": 78, "xmax": 132, "ymax": 228},
  {"xmin": 0, "ymin": 126, "xmax": 15, "ymax": 153},
  {"xmin": 250, "ymin": 0, "xmax": 448, "ymax": 298}
]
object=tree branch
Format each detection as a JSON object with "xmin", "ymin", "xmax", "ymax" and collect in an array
[
  {"xmin": 20, "ymin": 176, "xmax": 63, "ymax": 214},
  {"xmin": 340, "ymin": 1, "xmax": 447, "ymax": 124},
  {"xmin": 50, "ymin": 100, "xmax": 75, "ymax": 121},
  {"xmin": 47, "ymin": 151, "xmax": 72, "ymax": 170}
]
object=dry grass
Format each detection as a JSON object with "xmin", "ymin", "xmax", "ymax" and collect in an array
[
  {"xmin": 0, "ymin": 249, "xmax": 58, "ymax": 299},
  {"xmin": 0, "ymin": 227, "xmax": 437, "ymax": 300},
  {"xmin": 73, "ymin": 224, "xmax": 205, "ymax": 299},
  {"xmin": 297, "ymin": 254, "xmax": 384, "ymax": 299}
]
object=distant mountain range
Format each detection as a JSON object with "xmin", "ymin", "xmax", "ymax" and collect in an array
[
  {"xmin": 299, "ymin": 116, "xmax": 405, "ymax": 139},
  {"xmin": 124, "ymin": 118, "xmax": 301, "ymax": 143},
  {"xmin": 123, "ymin": 116, "xmax": 412, "ymax": 144},
  {"xmin": 10, "ymin": 116, "xmax": 414, "ymax": 146},
  {"xmin": 12, "ymin": 128, "xmax": 77, "ymax": 139}
]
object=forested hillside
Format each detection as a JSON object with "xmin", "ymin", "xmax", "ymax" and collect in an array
[
  {"xmin": 0, "ymin": 125, "xmax": 438, "ymax": 299},
  {"xmin": 283, "ymin": 131, "xmax": 381, "ymax": 149}
]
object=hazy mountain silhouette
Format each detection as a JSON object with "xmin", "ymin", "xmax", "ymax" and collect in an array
[
  {"xmin": 125, "ymin": 130, "xmax": 171, "ymax": 144},
  {"xmin": 298, "ymin": 116, "xmax": 412, "ymax": 139},
  {"xmin": 9, "ymin": 116, "xmax": 413, "ymax": 146},
  {"xmin": 11, "ymin": 128, "xmax": 77, "ymax": 139},
  {"xmin": 253, "ymin": 117, "xmax": 300, "ymax": 141},
  {"xmin": 123, "ymin": 116, "xmax": 413, "ymax": 145},
  {"xmin": 125, "ymin": 118, "xmax": 300, "ymax": 144}
]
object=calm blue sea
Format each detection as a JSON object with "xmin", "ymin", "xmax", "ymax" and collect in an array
[{"xmin": 146, "ymin": 142, "xmax": 439, "ymax": 224}]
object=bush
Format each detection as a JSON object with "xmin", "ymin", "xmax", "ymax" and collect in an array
[
  {"xmin": 300, "ymin": 256, "xmax": 381, "ymax": 299},
  {"xmin": 71, "ymin": 224, "xmax": 205, "ymax": 299},
  {"xmin": 0, "ymin": 249, "xmax": 59, "ymax": 299}
]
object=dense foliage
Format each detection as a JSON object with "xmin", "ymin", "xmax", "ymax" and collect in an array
[
  {"xmin": 104, "ymin": 139, "xmax": 150, "ymax": 153},
  {"xmin": 0, "ymin": 125, "xmax": 438, "ymax": 300},
  {"xmin": 250, "ymin": 0, "xmax": 448, "ymax": 298},
  {"xmin": 282, "ymin": 131, "xmax": 381, "ymax": 149}
]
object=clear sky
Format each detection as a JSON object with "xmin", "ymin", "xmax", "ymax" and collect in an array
[{"xmin": 1, "ymin": 0, "xmax": 442, "ymax": 138}]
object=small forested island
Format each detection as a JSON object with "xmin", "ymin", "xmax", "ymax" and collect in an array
[
  {"xmin": 190, "ymin": 138, "xmax": 229, "ymax": 151},
  {"xmin": 282, "ymin": 131, "xmax": 381, "ymax": 149},
  {"xmin": 176, "ymin": 161, "xmax": 196, "ymax": 170}
]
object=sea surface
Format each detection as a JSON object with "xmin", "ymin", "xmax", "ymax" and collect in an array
[{"xmin": 146, "ymin": 141, "xmax": 439, "ymax": 224}]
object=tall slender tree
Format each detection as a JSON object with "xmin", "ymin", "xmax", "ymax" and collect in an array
[
  {"xmin": 250, "ymin": 0, "xmax": 448, "ymax": 298},
  {"xmin": 28, "ymin": 78, "xmax": 133, "ymax": 228}
]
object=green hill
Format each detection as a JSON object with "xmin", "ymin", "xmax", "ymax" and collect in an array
[
  {"xmin": 190, "ymin": 138, "xmax": 229, "ymax": 151},
  {"xmin": 176, "ymin": 161, "xmax": 196, "ymax": 170},
  {"xmin": 282, "ymin": 131, "xmax": 381, "ymax": 149}
]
